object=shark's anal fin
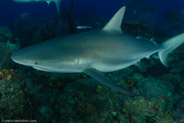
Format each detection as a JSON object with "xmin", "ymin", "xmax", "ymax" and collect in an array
[
  {"xmin": 83, "ymin": 68, "xmax": 136, "ymax": 96},
  {"xmin": 103, "ymin": 6, "xmax": 126, "ymax": 33}
]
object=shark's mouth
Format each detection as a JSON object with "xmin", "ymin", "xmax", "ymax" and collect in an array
[{"xmin": 33, "ymin": 66, "xmax": 50, "ymax": 72}]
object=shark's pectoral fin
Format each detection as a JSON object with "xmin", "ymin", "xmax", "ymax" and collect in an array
[{"xmin": 83, "ymin": 68, "xmax": 136, "ymax": 96}]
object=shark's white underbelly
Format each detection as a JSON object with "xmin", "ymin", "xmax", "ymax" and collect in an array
[
  {"xmin": 33, "ymin": 66, "xmax": 83, "ymax": 73},
  {"xmin": 91, "ymin": 60, "xmax": 138, "ymax": 72}
]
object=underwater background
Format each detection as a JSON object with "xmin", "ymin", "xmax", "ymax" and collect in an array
[{"xmin": 0, "ymin": 0, "xmax": 184, "ymax": 122}]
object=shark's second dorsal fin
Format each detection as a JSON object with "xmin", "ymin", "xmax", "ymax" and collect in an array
[{"xmin": 103, "ymin": 6, "xmax": 126, "ymax": 33}]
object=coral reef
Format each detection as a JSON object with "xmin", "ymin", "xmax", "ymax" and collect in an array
[
  {"xmin": 0, "ymin": 27, "xmax": 20, "ymax": 70},
  {"xmin": 137, "ymin": 76, "xmax": 173, "ymax": 99},
  {"xmin": 0, "ymin": 69, "xmax": 33, "ymax": 120},
  {"xmin": 0, "ymin": 27, "xmax": 13, "ymax": 42},
  {"xmin": 174, "ymin": 100, "xmax": 184, "ymax": 122},
  {"xmin": 122, "ymin": 96, "xmax": 175, "ymax": 122}
]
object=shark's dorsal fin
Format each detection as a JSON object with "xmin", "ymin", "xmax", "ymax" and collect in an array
[
  {"xmin": 54, "ymin": 0, "xmax": 62, "ymax": 16},
  {"xmin": 103, "ymin": 6, "xmax": 126, "ymax": 33},
  {"xmin": 46, "ymin": 0, "xmax": 63, "ymax": 16},
  {"xmin": 46, "ymin": 1, "xmax": 52, "ymax": 4}
]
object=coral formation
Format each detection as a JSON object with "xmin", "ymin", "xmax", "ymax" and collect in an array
[
  {"xmin": 0, "ymin": 27, "xmax": 19, "ymax": 70},
  {"xmin": 0, "ymin": 27, "xmax": 13, "ymax": 42},
  {"xmin": 0, "ymin": 69, "xmax": 33, "ymax": 120},
  {"xmin": 174, "ymin": 100, "xmax": 184, "ymax": 122}
]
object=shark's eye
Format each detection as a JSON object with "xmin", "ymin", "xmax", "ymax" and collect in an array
[{"xmin": 34, "ymin": 61, "xmax": 39, "ymax": 65}]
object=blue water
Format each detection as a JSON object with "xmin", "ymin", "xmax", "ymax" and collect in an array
[{"xmin": 0, "ymin": 0, "xmax": 184, "ymax": 26}]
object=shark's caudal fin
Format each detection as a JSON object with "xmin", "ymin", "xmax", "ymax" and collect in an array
[
  {"xmin": 158, "ymin": 33, "xmax": 184, "ymax": 67},
  {"xmin": 83, "ymin": 68, "xmax": 136, "ymax": 96},
  {"xmin": 103, "ymin": 6, "xmax": 126, "ymax": 33},
  {"xmin": 46, "ymin": 0, "xmax": 63, "ymax": 16}
]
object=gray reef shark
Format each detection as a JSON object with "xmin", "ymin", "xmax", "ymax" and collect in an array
[
  {"xmin": 11, "ymin": 6, "xmax": 184, "ymax": 96},
  {"xmin": 12, "ymin": 0, "xmax": 62, "ymax": 16}
]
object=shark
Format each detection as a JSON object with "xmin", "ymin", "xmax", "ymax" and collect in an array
[
  {"xmin": 12, "ymin": 0, "xmax": 63, "ymax": 16},
  {"xmin": 11, "ymin": 6, "xmax": 184, "ymax": 96}
]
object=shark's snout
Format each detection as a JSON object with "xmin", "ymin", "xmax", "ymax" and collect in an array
[
  {"xmin": 11, "ymin": 52, "xmax": 21, "ymax": 64},
  {"xmin": 11, "ymin": 51, "xmax": 30, "ymax": 66}
]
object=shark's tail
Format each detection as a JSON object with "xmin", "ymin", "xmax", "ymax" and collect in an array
[{"xmin": 158, "ymin": 33, "xmax": 184, "ymax": 67}]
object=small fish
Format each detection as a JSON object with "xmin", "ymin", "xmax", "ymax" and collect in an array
[{"xmin": 76, "ymin": 26, "xmax": 92, "ymax": 30}]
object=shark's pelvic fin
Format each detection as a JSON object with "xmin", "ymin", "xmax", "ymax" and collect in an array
[
  {"xmin": 83, "ymin": 68, "xmax": 136, "ymax": 96},
  {"xmin": 159, "ymin": 33, "xmax": 184, "ymax": 67},
  {"xmin": 103, "ymin": 6, "xmax": 126, "ymax": 33}
]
